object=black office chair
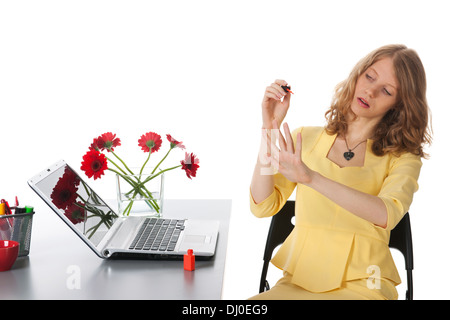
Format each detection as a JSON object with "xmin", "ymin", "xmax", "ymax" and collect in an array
[{"xmin": 259, "ymin": 200, "xmax": 414, "ymax": 300}]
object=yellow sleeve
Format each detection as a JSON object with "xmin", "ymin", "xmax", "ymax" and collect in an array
[
  {"xmin": 377, "ymin": 152, "xmax": 422, "ymax": 231},
  {"xmin": 249, "ymin": 172, "xmax": 296, "ymax": 218}
]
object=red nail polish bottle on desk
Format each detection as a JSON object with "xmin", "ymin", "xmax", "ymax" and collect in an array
[{"xmin": 184, "ymin": 249, "xmax": 195, "ymax": 271}]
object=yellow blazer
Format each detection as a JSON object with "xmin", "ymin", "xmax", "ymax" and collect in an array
[{"xmin": 250, "ymin": 126, "xmax": 422, "ymax": 293}]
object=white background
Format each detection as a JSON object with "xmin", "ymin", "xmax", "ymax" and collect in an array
[{"xmin": 1, "ymin": 0, "xmax": 449, "ymax": 299}]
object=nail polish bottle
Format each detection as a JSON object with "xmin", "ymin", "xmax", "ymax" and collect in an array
[{"xmin": 184, "ymin": 249, "xmax": 195, "ymax": 271}]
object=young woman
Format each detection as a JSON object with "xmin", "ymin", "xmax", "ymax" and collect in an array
[{"xmin": 249, "ymin": 44, "xmax": 431, "ymax": 300}]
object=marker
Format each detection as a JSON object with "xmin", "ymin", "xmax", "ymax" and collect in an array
[
  {"xmin": 15, "ymin": 206, "xmax": 26, "ymax": 214},
  {"xmin": 25, "ymin": 206, "xmax": 34, "ymax": 213},
  {"xmin": 0, "ymin": 203, "xmax": 12, "ymax": 238},
  {"xmin": 281, "ymin": 85, "xmax": 294, "ymax": 94},
  {"xmin": 0, "ymin": 200, "xmax": 13, "ymax": 225},
  {"xmin": 1, "ymin": 199, "xmax": 12, "ymax": 215}
]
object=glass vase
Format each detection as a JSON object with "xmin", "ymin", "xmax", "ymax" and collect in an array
[{"xmin": 116, "ymin": 168, "xmax": 164, "ymax": 217}]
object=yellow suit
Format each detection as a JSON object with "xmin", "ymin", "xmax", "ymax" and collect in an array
[{"xmin": 250, "ymin": 127, "xmax": 422, "ymax": 299}]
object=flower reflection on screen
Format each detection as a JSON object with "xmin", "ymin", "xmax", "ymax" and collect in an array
[{"xmin": 50, "ymin": 165, "xmax": 117, "ymax": 239}]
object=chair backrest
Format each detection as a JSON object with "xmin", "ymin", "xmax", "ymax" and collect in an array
[
  {"xmin": 259, "ymin": 201, "xmax": 295, "ymax": 293},
  {"xmin": 259, "ymin": 200, "xmax": 414, "ymax": 300},
  {"xmin": 388, "ymin": 212, "xmax": 414, "ymax": 300}
]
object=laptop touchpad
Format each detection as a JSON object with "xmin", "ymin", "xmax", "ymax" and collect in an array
[{"xmin": 184, "ymin": 235, "xmax": 207, "ymax": 243}]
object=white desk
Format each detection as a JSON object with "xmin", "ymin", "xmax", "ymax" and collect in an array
[{"xmin": 0, "ymin": 199, "xmax": 231, "ymax": 300}]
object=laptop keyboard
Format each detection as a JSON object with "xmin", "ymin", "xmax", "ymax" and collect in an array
[{"xmin": 129, "ymin": 218, "xmax": 185, "ymax": 251}]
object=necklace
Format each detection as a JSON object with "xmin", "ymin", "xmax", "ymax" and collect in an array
[{"xmin": 343, "ymin": 135, "xmax": 366, "ymax": 161}]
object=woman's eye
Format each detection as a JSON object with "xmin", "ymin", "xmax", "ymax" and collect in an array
[
  {"xmin": 365, "ymin": 73, "xmax": 374, "ymax": 81},
  {"xmin": 383, "ymin": 88, "xmax": 392, "ymax": 96}
]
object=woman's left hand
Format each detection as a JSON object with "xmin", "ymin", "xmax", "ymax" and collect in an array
[{"xmin": 265, "ymin": 119, "xmax": 315, "ymax": 184}]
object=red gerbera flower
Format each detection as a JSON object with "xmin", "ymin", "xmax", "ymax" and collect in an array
[
  {"xmin": 62, "ymin": 166, "xmax": 80, "ymax": 187},
  {"xmin": 51, "ymin": 176, "xmax": 79, "ymax": 210},
  {"xmin": 89, "ymin": 137, "xmax": 100, "ymax": 151},
  {"xmin": 138, "ymin": 132, "xmax": 162, "ymax": 153},
  {"xmin": 64, "ymin": 202, "xmax": 86, "ymax": 225},
  {"xmin": 96, "ymin": 132, "xmax": 121, "ymax": 152},
  {"xmin": 166, "ymin": 134, "xmax": 185, "ymax": 150},
  {"xmin": 180, "ymin": 152, "xmax": 200, "ymax": 179},
  {"xmin": 81, "ymin": 149, "xmax": 108, "ymax": 180}
]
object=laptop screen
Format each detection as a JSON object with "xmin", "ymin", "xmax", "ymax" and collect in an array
[{"xmin": 29, "ymin": 161, "xmax": 118, "ymax": 247}]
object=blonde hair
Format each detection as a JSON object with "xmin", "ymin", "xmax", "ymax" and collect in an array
[{"xmin": 325, "ymin": 44, "xmax": 432, "ymax": 158}]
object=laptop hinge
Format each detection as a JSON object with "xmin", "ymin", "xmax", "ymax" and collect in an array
[{"xmin": 96, "ymin": 218, "xmax": 126, "ymax": 258}]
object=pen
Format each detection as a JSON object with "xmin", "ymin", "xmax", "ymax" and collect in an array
[{"xmin": 281, "ymin": 85, "xmax": 294, "ymax": 94}]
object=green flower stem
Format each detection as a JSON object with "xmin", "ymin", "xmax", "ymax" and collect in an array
[
  {"xmin": 111, "ymin": 150, "xmax": 134, "ymax": 175},
  {"xmin": 106, "ymin": 156, "xmax": 129, "ymax": 176},
  {"xmin": 122, "ymin": 199, "xmax": 135, "ymax": 216},
  {"xmin": 142, "ymin": 164, "xmax": 181, "ymax": 184},
  {"xmin": 79, "ymin": 201, "xmax": 117, "ymax": 239},
  {"xmin": 76, "ymin": 193, "xmax": 87, "ymax": 204},
  {"xmin": 86, "ymin": 223, "xmax": 101, "ymax": 239},
  {"xmin": 79, "ymin": 181, "xmax": 91, "ymax": 201},
  {"xmin": 151, "ymin": 148, "xmax": 172, "ymax": 174},
  {"xmin": 107, "ymin": 168, "xmax": 138, "ymax": 187},
  {"xmin": 139, "ymin": 152, "xmax": 151, "ymax": 176}
]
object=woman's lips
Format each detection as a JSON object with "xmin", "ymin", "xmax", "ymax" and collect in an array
[{"xmin": 357, "ymin": 97, "xmax": 370, "ymax": 108}]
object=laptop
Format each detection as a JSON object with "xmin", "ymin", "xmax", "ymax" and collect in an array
[{"xmin": 28, "ymin": 160, "xmax": 219, "ymax": 260}]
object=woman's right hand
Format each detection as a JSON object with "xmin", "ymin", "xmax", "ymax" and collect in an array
[{"xmin": 262, "ymin": 79, "xmax": 292, "ymax": 129}]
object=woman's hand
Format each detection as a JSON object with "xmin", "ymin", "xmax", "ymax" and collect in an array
[
  {"xmin": 251, "ymin": 80, "xmax": 294, "ymax": 205},
  {"xmin": 262, "ymin": 79, "xmax": 291, "ymax": 129},
  {"xmin": 265, "ymin": 120, "xmax": 315, "ymax": 184}
]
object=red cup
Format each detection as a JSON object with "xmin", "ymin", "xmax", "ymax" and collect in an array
[{"xmin": 0, "ymin": 240, "xmax": 19, "ymax": 272}]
